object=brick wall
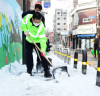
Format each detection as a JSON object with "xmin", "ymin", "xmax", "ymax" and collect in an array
[
  {"xmin": 16, "ymin": 0, "xmax": 23, "ymax": 10},
  {"xmin": 16, "ymin": 0, "xmax": 30, "ymax": 11},
  {"xmin": 78, "ymin": 9, "xmax": 97, "ymax": 25}
]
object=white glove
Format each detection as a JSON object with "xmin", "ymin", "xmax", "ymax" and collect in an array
[{"xmin": 24, "ymin": 31, "xmax": 29, "ymax": 36}]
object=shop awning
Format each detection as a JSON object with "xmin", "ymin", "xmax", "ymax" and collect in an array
[{"xmin": 77, "ymin": 34, "xmax": 95, "ymax": 37}]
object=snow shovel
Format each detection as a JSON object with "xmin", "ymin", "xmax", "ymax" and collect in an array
[
  {"xmin": 28, "ymin": 36, "xmax": 69, "ymax": 79},
  {"xmin": 35, "ymin": 48, "xmax": 52, "ymax": 73},
  {"xmin": 35, "ymin": 47, "xmax": 44, "ymax": 73}
]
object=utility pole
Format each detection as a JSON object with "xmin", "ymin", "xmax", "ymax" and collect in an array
[{"xmin": 22, "ymin": 0, "xmax": 27, "ymax": 64}]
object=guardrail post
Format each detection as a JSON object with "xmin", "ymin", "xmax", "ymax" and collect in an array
[
  {"xmin": 59, "ymin": 48, "xmax": 62, "ymax": 59},
  {"xmin": 58, "ymin": 48, "xmax": 61, "ymax": 58},
  {"xmin": 63, "ymin": 48, "xmax": 71, "ymax": 64},
  {"xmin": 67, "ymin": 48, "xmax": 71, "ymax": 64},
  {"xmin": 57, "ymin": 48, "xmax": 59, "ymax": 57},
  {"xmin": 96, "ymin": 58, "xmax": 100, "ymax": 87},
  {"xmin": 74, "ymin": 52, "xmax": 78, "ymax": 68},
  {"xmin": 82, "ymin": 50, "xmax": 87, "ymax": 74},
  {"xmin": 64, "ymin": 49, "xmax": 68, "ymax": 63},
  {"xmin": 54, "ymin": 48, "xmax": 56, "ymax": 55},
  {"xmin": 60, "ymin": 48, "xmax": 63, "ymax": 60},
  {"xmin": 74, "ymin": 49, "xmax": 87, "ymax": 74},
  {"xmin": 55, "ymin": 48, "xmax": 57, "ymax": 55},
  {"xmin": 61, "ymin": 48, "xmax": 63, "ymax": 59}
]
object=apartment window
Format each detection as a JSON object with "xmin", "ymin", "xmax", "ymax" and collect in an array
[
  {"xmin": 64, "ymin": 28, "xmax": 66, "ymax": 30},
  {"xmin": 64, "ymin": 18, "xmax": 66, "ymax": 20},
  {"xmin": 57, "ymin": 18, "xmax": 60, "ymax": 20},
  {"xmin": 64, "ymin": 12, "xmax": 67, "ymax": 14},
  {"xmin": 57, "ymin": 23, "xmax": 60, "ymax": 25},
  {"xmin": 83, "ymin": 18, "xmax": 92, "ymax": 23},
  {"xmin": 64, "ymin": 23, "xmax": 66, "ymax": 25},
  {"xmin": 58, "ymin": 28, "xmax": 60, "ymax": 30},
  {"xmin": 57, "ymin": 12, "xmax": 60, "ymax": 14}
]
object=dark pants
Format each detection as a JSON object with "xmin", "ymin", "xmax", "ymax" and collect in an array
[
  {"xmin": 46, "ymin": 44, "xmax": 50, "ymax": 52},
  {"xmin": 94, "ymin": 44, "xmax": 98, "ymax": 57},
  {"xmin": 25, "ymin": 40, "xmax": 49, "ymax": 72},
  {"xmin": 37, "ymin": 56, "xmax": 40, "ymax": 62}
]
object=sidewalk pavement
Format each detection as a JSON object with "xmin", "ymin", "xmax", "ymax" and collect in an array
[
  {"xmin": 51, "ymin": 44, "xmax": 98, "ymax": 69},
  {"xmin": 70, "ymin": 49, "xmax": 98, "ymax": 69}
]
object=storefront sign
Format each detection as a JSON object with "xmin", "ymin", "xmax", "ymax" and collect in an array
[
  {"xmin": 77, "ymin": 24, "xmax": 96, "ymax": 34},
  {"xmin": 89, "ymin": 16, "xmax": 95, "ymax": 18}
]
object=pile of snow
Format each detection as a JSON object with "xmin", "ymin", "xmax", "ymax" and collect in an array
[
  {"xmin": 0, "ymin": 51, "xmax": 100, "ymax": 96},
  {"xmin": 1, "ymin": 60, "xmax": 27, "ymax": 75}
]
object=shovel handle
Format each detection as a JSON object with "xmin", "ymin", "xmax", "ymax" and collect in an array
[
  {"xmin": 35, "ymin": 47, "xmax": 41, "ymax": 61},
  {"xmin": 28, "ymin": 36, "xmax": 55, "ymax": 68}
]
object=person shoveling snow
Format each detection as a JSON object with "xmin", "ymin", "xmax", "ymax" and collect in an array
[
  {"xmin": 21, "ymin": 10, "xmax": 69, "ymax": 79},
  {"xmin": 21, "ymin": 11, "xmax": 52, "ymax": 77}
]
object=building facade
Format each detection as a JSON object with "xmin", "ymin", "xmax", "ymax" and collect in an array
[
  {"xmin": 70, "ymin": 1, "xmax": 97, "ymax": 50},
  {"xmin": 16, "ymin": 0, "xmax": 30, "ymax": 11},
  {"xmin": 53, "ymin": 9, "xmax": 67, "ymax": 45}
]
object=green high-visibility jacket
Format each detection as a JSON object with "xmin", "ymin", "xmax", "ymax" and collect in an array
[{"xmin": 21, "ymin": 14, "xmax": 47, "ymax": 52}]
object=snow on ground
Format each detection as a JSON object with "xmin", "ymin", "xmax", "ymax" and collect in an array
[{"xmin": 0, "ymin": 51, "xmax": 100, "ymax": 96}]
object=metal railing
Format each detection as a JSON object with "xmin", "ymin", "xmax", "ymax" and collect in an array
[{"xmin": 54, "ymin": 47, "xmax": 71, "ymax": 64}]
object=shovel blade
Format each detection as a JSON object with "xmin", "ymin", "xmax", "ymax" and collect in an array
[{"xmin": 52, "ymin": 66, "xmax": 70, "ymax": 79}]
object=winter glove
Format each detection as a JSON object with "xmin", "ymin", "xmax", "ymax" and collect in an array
[
  {"xmin": 41, "ymin": 52, "xmax": 46, "ymax": 57},
  {"xmin": 24, "ymin": 31, "xmax": 29, "ymax": 36}
]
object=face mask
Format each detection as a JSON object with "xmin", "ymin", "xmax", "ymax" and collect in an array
[{"xmin": 33, "ymin": 23, "xmax": 40, "ymax": 26}]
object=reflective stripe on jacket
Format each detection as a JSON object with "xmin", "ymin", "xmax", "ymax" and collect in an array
[{"xmin": 21, "ymin": 14, "xmax": 46, "ymax": 52}]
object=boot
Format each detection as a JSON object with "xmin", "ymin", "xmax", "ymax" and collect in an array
[
  {"xmin": 27, "ymin": 70, "xmax": 33, "ymax": 76},
  {"xmin": 44, "ymin": 70, "xmax": 52, "ymax": 78}
]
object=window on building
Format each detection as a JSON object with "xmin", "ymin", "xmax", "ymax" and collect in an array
[
  {"xmin": 64, "ymin": 12, "xmax": 67, "ymax": 14},
  {"xmin": 57, "ymin": 12, "xmax": 60, "ymax": 14},
  {"xmin": 58, "ymin": 28, "xmax": 60, "ymax": 30},
  {"xmin": 83, "ymin": 18, "xmax": 92, "ymax": 23},
  {"xmin": 64, "ymin": 28, "xmax": 66, "ymax": 30},
  {"xmin": 57, "ymin": 18, "xmax": 60, "ymax": 20},
  {"xmin": 57, "ymin": 23, "xmax": 60, "ymax": 25},
  {"xmin": 64, "ymin": 18, "xmax": 66, "ymax": 20},
  {"xmin": 64, "ymin": 23, "xmax": 66, "ymax": 25}
]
